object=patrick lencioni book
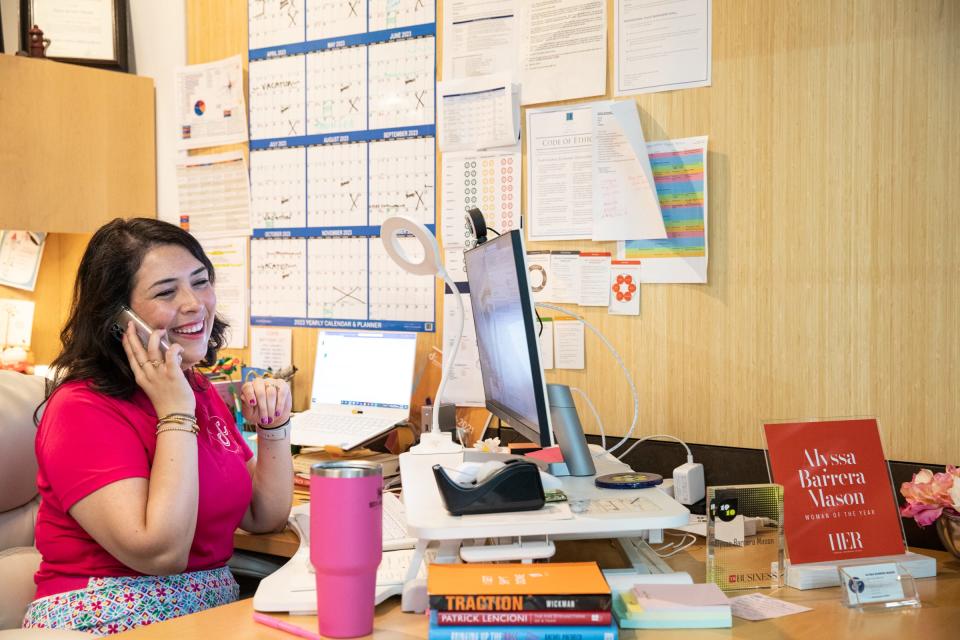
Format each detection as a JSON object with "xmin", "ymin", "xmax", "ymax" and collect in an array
[{"xmin": 427, "ymin": 562, "xmax": 617, "ymax": 640}]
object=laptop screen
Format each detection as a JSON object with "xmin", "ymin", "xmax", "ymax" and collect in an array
[{"xmin": 310, "ymin": 331, "xmax": 418, "ymax": 410}]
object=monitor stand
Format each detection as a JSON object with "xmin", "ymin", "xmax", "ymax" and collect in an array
[{"xmin": 545, "ymin": 383, "xmax": 596, "ymax": 477}]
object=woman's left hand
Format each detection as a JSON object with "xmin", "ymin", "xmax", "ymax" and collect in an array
[{"xmin": 240, "ymin": 377, "xmax": 293, "ymax": 428}]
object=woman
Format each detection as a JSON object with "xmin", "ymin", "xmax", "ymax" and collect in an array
[{"xmin": 23, "ymin": 218, "xmax": 293, "ymax": 635}]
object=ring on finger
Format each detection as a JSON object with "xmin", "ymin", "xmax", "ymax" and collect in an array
[{"xmin": 145, "ymin": 359, "xmax": 163, "ymax": 368}]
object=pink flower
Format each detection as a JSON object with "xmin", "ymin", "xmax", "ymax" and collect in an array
[
  {"xmin": 900, "ymin": 466, "xmax": 960, "ymax": 526},
  {"xmin": 901, "ymin": 501, "xmax": 943, "ymax": 527}
]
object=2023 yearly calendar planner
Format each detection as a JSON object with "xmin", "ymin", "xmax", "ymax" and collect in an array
[{"xmin": 247, "ymin": 0, "xmax": 437, "ymax": 332}]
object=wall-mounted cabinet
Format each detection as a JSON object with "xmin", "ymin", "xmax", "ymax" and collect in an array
[{"xmin": 0, "ymin": 55, "xmax": 156, "ymax": 232}]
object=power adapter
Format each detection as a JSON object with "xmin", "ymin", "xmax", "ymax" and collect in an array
[{"xmin": 672, "ymin": 462, "xmax": 705, "ymax": 505}]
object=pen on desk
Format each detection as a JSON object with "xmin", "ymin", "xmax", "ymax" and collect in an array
[{"xmin": 252, "ymin": 612, "xmax": 321, "ymax": 640}]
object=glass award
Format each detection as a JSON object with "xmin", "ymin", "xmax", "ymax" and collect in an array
[{"xmin": 706, "ymin": 484, "xmax": 785, "ymax": 591}]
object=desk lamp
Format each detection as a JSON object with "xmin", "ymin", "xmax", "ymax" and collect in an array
[{"xmin": 380, "ymin": 216, "xmax": 464, "ymax": 497}]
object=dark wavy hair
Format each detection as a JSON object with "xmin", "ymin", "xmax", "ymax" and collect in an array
[{"xmin": 45, "ymin": 217, "xmax": 229, "ymax": 402}]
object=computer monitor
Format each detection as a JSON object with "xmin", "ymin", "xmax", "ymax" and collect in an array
[{"xmin": 464, "ymin": 230, "xmax": 553, "ymax": 447}]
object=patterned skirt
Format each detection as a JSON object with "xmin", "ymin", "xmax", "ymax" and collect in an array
[{"xmin": 22, "ymin": 566, "xmax": 238, "ymax": 635}]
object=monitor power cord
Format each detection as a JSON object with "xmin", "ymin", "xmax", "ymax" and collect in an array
[{"xmin": 535, "ymin": 302, "xmax": 639, "ymax": 456}]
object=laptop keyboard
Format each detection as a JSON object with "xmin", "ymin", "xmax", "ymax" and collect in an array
[{"xmin": 291, "ymin": 412, "xmax": 397, "ymax": 447}]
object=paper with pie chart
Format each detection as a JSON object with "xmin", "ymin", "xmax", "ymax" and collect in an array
[
  {"xmin": 609, "ymin": 259, "xmax": 641, "ymax": 315},
  {"xmin": 175, "ymin": 55, "xmax": 248, "ymax": 150}
]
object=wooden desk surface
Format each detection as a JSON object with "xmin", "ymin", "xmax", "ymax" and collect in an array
[{"xmin": 120, "ymin": 542, "xmax": 960, "ymax": 639}]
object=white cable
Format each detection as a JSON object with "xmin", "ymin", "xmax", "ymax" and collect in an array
[
  {"xmin": 535, "ymin": 303, "xmax": 639, "ymax": 455},
  {"xmin": 616, "ymin": 433, "xmax": 694, "ymax": 463},
  {"xmin": 432, "ymin": 271, "xmax": 464, "ymax": 435},
  {"xmin": 652, "ymin": 533, "xmax": 697, "ymax": 558},
  {"xmin": 568, "ymin": 386, "xmax": 606, "ymax": 455}
]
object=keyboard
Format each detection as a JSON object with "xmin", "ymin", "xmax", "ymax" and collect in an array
[
  {"xmin": 289, "ymin": 492, "xmax": 415, "ymax": 553},
  {"xmin": 254, "ymin": 494, "xmax": 421, "ymax": 613},
  {"xmin": 290, "ymin": 411, "xmax": 399, "ymax": 449},
  {"xmin": 381, "ymin": 493, "xmax": 416, "ymax": 551}
]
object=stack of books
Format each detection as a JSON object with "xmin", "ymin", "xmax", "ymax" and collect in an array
[
  {"xmin": 427, "ymin": 562, "xmax": 617, "ymax": 640},
  {"xmin": 612, "ymin": 583, "xmax": 731, "ymax": 629}
]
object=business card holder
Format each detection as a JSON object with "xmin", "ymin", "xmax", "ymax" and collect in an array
[{"xmin": 837, "ymin": 561, "xmax": 921, "ymax": 610}]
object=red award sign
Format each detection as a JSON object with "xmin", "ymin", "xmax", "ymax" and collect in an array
[{"xmin": 763, "ymin": 418, "xmax": 905, "ymax": 565}]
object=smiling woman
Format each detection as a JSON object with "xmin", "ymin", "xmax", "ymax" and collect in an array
[{"xmin": 23, "ymin": 218, "xmax": 293, "ymax": 635}]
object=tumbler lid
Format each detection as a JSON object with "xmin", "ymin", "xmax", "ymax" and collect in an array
[{"xmin": 311, "ymin": 461, "xmax": 383, "ymax": 478}]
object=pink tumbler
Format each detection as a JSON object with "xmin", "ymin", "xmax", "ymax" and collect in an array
[{"xmin": 310, "ymin": 461, "xmax": 383, "ymax": 638}]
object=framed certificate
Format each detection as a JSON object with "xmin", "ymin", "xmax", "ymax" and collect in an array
[{"xmin": 19, "ymin": 0, "xmax": 127, "ymax": 71}]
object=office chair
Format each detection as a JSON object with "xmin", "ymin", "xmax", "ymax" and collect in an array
[
  {"xmin": 0, "ymin": 370, "xmax": 45, "ymax": 631},
  {"xmin": 0, "ymin": 372, "xmax": 84, "ymax": 638}
]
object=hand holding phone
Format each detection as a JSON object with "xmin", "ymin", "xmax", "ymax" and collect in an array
[
  {"xmin": 114, "ymin": 306, "xmax": 171, "ymax": 354},
  {"xmin": 116, "ymin": 306, "xmax": 195, "ymax": 418}
]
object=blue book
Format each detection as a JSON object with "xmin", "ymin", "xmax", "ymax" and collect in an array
[{"xmin": 428, "ymin": 617, "xmax": 618, "ymax": 640}]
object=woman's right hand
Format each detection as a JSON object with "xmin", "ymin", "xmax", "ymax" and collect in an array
[{"xmin": 121, "ymin": 321, "xmax": 196, "ymax": 418}]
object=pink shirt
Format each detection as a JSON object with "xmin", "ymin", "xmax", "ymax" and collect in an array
[{"xmin": 33, "ymin": 378, "xmax": 253, "ymax": 599}]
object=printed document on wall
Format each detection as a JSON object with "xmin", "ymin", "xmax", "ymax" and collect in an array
[
  {"xmin": 614, "ymin": 0, "xmax": 712, "ymax": 96},
  {"xmin": 441, "ymin": 147, "xmax": 521, "ymax": 248},
  {"xmin": 443, "ymin": 293, "xmax": 485, "ymax": 406},
  {"xmin": 0, "ymin": 299, "xmax": 35, "ymax": 347},
  {"xmin": 538, "ymin": 317, "xmax": 555, "ymax": 369},
  {"xmin": 250, "ymin": 327, "xmax": 293, "ymax": 371},
  {"xmin": 618, "ymin": 136, "xmax": 708, "ymax": 283},
  {"xmin": 442, "ymin": 0, "xmax": 518, "ymax": 80},
  {"xmin": 177, "ymin": 151, "xmax": 252, "ymax": 238},
  {"xmin": 592, "ymin": 100, "xmax": 665, "ymax": 240},
  {"xmin": 199, "ymin": 235, "xmax": 249, "ymax": 348},
  {"xmin": 438, "ymin": 74, "xmax": 519, "ymax": 152},
  {"xmin": 554, "ymin": 318, "xmax": 585, "ymax": 369},
  {"xmin": 0, "ymin": 231, "xmax": 46, "ymax": 292},
  {"xmin": 175, "ymin": 54, "xmax": 248, "ymax": 149},
  {"xmin": 526, "ymin": 104, "xmax": 595, "ymax": 241},
  {"xmin": 518, "ymin": 0, "xmax": 606, "ymax": 105}
]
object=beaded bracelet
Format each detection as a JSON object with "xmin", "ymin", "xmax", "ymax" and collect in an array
[
  {"xmin": 156, "ymin": 414, "xmax": 199, "ymax": 435},
  {"xmin": 156, "ymin": 423, "xmax": 199, "ymax": 436}
]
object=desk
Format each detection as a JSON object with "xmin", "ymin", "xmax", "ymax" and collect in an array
[{"xmin": 120, "ymin": 544, "xmax": 960, "ymax": 638}]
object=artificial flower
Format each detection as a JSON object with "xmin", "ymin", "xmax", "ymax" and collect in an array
[
  {"xmin": 473, "ymin": 437, "xmax": 502, "ymax": 453},
  {"xmin": 900, "ymin": 465, "xmax": 960, "ymax": 527}
]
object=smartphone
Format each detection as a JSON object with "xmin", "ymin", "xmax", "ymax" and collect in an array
[{"xmin": 113, "ymin": 305, "xmax": 170, "ymax": 354}]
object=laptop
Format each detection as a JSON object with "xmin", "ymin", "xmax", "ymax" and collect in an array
[{"xmin": 290, "ymin": 330, "xmax": 418, "ymax": 450}]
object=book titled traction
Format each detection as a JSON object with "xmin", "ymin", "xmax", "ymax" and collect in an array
[{"xmin": 427, "ymin": 562, "xmax": 612, "ymax": 612}]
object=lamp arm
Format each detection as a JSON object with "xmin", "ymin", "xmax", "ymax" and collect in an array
[{"xmin": 433, "ymin": 269, "xmax": 465, "ymax": 435}]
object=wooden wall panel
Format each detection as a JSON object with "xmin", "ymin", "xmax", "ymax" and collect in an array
[
  {"xmin": 0, "ymin": 56, "xmax": 156, "ymax": 232},
  {"xmin": 187, "ymin": 0, "xmax": 960, "ymax": 463},
  {"xmin": 1, "ymin": 233, "xmax": 91, "ymax": 364}
]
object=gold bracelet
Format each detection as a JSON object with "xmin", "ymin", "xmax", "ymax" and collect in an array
[
  {"xmin": 155, "ymin": 417, "xmax": 199, "ymax": 435},
  {"xmin": 158, "ymin": 413, "xmax": 197, "ymax": 423},
  {"xmin": 156, "ymin": 424, "xmax": 199, "ymax": 435},
  {"xmin": 157, "ymin": 416, "xmax": 198, "ymax": 427},
  {"xmin": 157, "ymin": 415, "xmax": 198, "ymax": 425}
]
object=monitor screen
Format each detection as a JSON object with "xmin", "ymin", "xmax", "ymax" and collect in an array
[{"xmin": 464, "ymin": 231, "xmax": 552, "ymax": 446}]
